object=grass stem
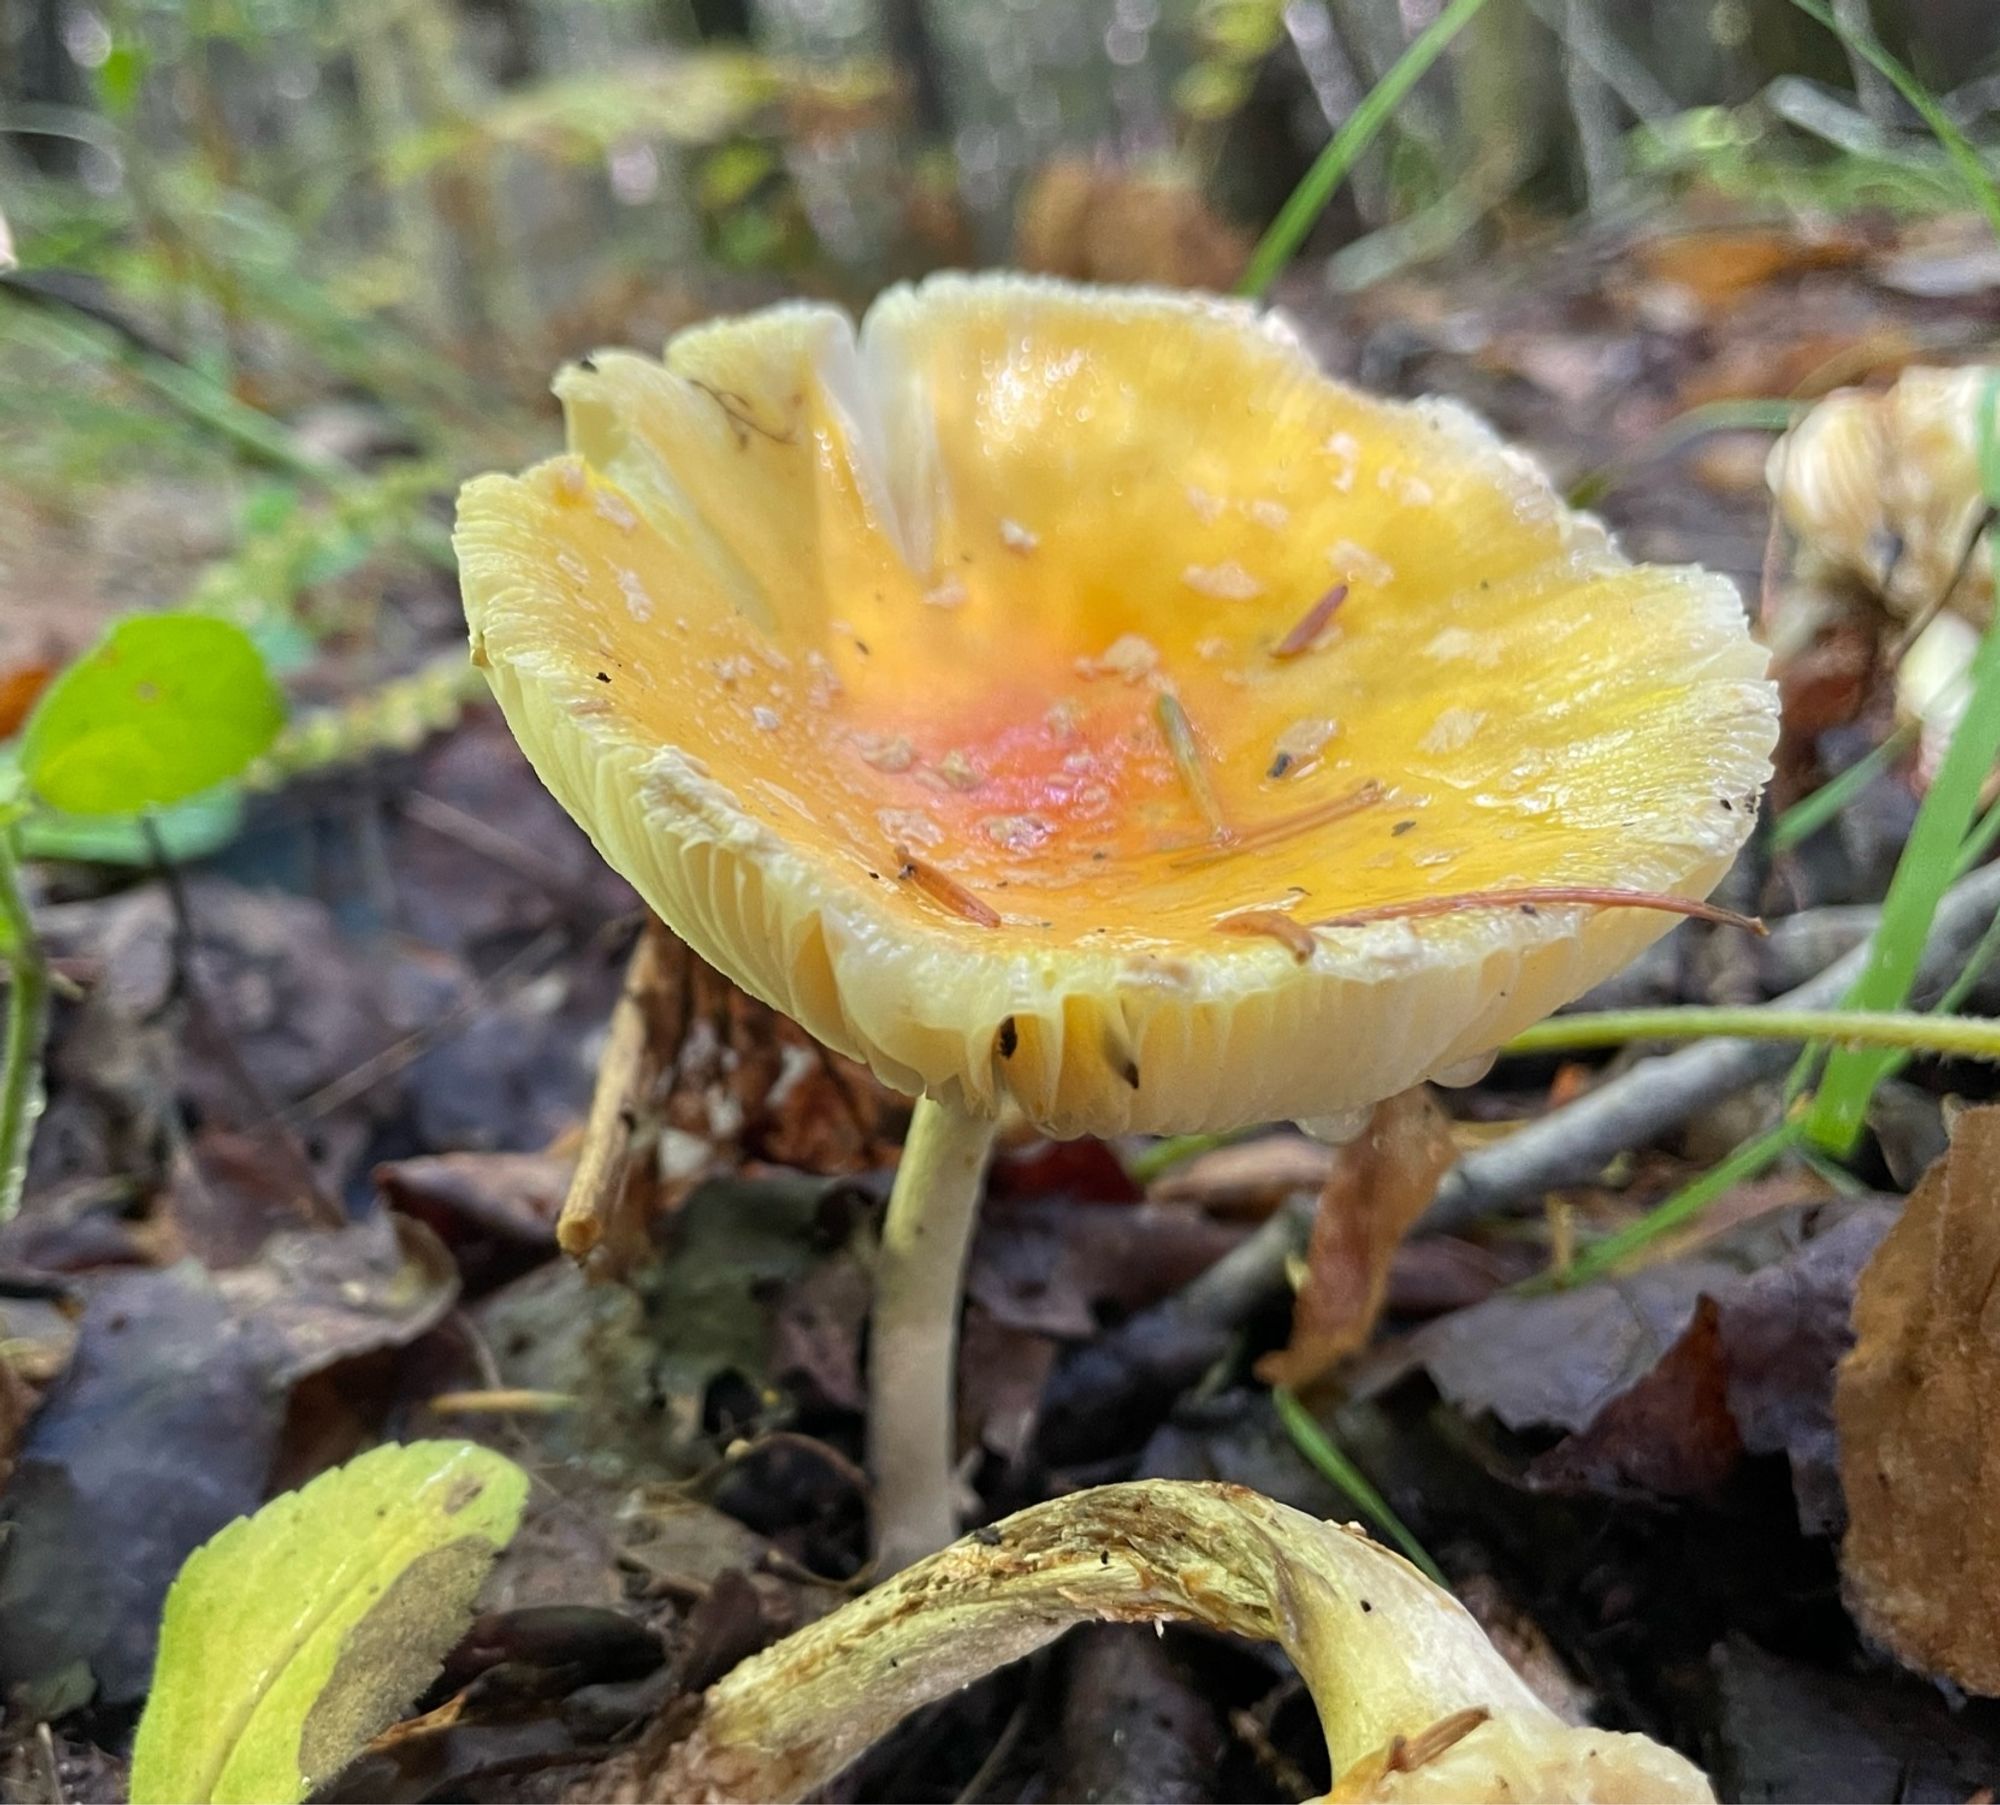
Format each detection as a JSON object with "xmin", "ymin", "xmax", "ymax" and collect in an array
[
  {"xmin": 0, "ymin": 825, "xmax": 49, "ymax": 1224},
  {"xmin": 1272, "ymin": 1387, "xmax": 1447, "ymax": 1587},
  {"xmin": 1238, "ymin": 0, "xmax": 1494, "ymax": 299},
  {"xmin": 1506, "ymin": 1005, "xmax": 2000, "ymax": 1063}
]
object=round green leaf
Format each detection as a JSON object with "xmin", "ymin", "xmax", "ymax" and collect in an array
[{"xmin": 20, "ymin": 615, "xmax": 284, "ymax": 816}]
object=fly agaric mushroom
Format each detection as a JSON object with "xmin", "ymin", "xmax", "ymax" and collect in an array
[{"xmin": 455, "ymin": 275, "xmax": 1778, "ymax": 1570}]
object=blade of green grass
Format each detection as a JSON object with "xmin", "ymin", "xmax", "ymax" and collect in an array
[
  {"xmin": 1802, "ymin": 373, "xmax": 2000, "ymax": 1154},
  {"xmin": 1524, "ymin": 1120, "xmax": 1801, "ymax": 1294},
  {"xmin": 0, "ymin": 821, "xmax": 49, "ymax": 1223},
  {"xmin": 1507, "ymin": 1006, "xmax": 2000, "ymax": 1062},
  {"xmin": 1773, "ymin": 720, "xmax": 1921, "ymax": 852},
  {"xmin": 1237, "ymin": 0, "xmax": 1493, "ymax": 299},
  {"xmin": 1125, "ymin": 1129, "xmax": 1244, "ymax": 1186},
  {"xmin": 1271, "ymin": 1387, "xmax": 1446, "ymax": 1586},
  {"xmin": 1785, "ymin": 0, "xmax": 2000, "ymax": 243},
  {"xmin": 1958, "ymin": 788, "xmax": 2000, "ymax": 874}
]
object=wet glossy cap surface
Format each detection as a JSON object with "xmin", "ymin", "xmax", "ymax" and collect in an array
[{"xmin": 457, "ymin": 275, "xmax": 1777, "ymax": 1135}]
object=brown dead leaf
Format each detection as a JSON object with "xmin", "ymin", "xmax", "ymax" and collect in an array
[
  {"xmin": 0, "ymin": 658, "xmax": 54, "ymax": 739},
  {"xmin": 1382, "ymin": 1196, "xmax": 1891, "ymax": 1530},
  {"xmin": 375, "ymin": 1149, "xmax": 570, "ymax": 1292},
  {"xmin": 959, "ymin": 1305, "xmax": 1059, "ymax": 1464},
  {"xmin": 1837, "ymin": 1104, "xmax": 2000, "ymax": 1694},
  {"xmin": 1775, "ymin": 618, "xmax": 1879, "ymax": 751},
  {"xmin": 1150, "ymin": 1133, "xmax": 1335, "ymax": 1218},
  {"xmin": 1625, "ymin": 224, "xmax": 1868, "ymax": 310},
  {"xmin": 1257, "ymin": 1089, "xmax": 1457, "ymax": 1388},
  {"xmin": 1527, "ymin": 1296, "xmax": 1744, "ymax": 1501},
  {"xmin": 218, "ymin": 1211, "xmax": 461, "ymax": 1388},
  {"xmin": 769, "ymin": 1251, "xmax": 870, "ymax": 1413},
  {"xmin": 1015, "ymin": 159, "xmax": 1250, "ymax": 292},
  {"xmin": 970, "ymin": 1197, "xmax": 1244, "ymax": 1340}
]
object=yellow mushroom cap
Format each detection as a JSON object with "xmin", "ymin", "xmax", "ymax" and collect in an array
[{"xmin": 456, "ymin": 275, "xmax": 1776, "ymax": 1138}]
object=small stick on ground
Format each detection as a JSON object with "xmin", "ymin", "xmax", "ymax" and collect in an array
[
  {"xmin": 1423, "ymin": 860, "xmax": 2000, "ymax": 1230},
  {"xmin": 144, "ymin": 819, "xmax": 345, "ymax": 1229},
  {"xmin": 559, "ymin": 915, "xmax": 674, "ymax": 1273}
]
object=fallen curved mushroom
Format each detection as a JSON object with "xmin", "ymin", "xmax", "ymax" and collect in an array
[
  {"xmin": 624, "ymin": 1480, "xmax": 1710, "ymax": 1804},
  {"xmin": 456, "ymin": 275, "xmax": 1776, "ymax": 1566}
]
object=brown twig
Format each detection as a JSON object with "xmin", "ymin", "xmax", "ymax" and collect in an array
[
  {"xmin": 1312, "ymin": 886, "xmax": 1766, "ymax": 936},
  {"xmin": 895, "ymin": 845, "xmax": 1002, "ymax": 928},
  {"xmin": 1272, "ymin": 582, "xmax": 1349, "ymax": 659},
  {"xmin": 402, "ymin": 788, "xmax": 607, "ymax": 917},
  {"xmin": 144, "ymin": 820, "xmax": 345, "ymax": 1229},
  {"xmin": 1423, "ymin": 860, "xmax": 2000, "ymax": 1230},
  {"xmin": 279, "ymin": 923, "xmax": 571, "ymax": 1126},
  {"xmin": 559, "ymin": 916, "xmax": 673, "ymax": 1273}
]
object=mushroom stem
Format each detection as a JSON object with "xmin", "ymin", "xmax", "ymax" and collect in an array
[{"xmin": 870, "ymin": 1092, "xmax": 1000, "ymax": 1573}]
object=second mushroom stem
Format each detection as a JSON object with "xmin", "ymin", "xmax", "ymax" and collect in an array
[{"xmin": 869, "ymin": 1091, "xmax": 999, "ymax": 1575}]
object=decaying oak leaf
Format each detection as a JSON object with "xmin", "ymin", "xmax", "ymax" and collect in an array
[
  {"xmin": 1837, "ymin": 1104, "xmax": 2000, "ymax": 1694},
  {"xmin": 1258, "ymin": 1088, "xmax": 1458, "ymax": 1388},
  {"xmin": 610, "ymin": 1480, "xmax": 1709, "ymax": 1803},
  {"xmin": 560, "ymin": 916, "xmax": 897, "ymax": 1275}
]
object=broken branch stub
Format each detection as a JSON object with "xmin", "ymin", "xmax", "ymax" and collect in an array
[
  {"xmin": 558, "ymin": 916, "xmax": 895, "ymax": 1277},
  {"xmin": 613, "ymin": 1480, "xmax": 1709, "ymax": 1803}
]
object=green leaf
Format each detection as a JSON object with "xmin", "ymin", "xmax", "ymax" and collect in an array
[
  {"xmin": 94, "ymin": 36, "xmax": 150, "ymax": 118},
  {"xmin": 16, "ymin": 787, "xmax": 246, "ymax": 867},
  {"xmin": 20, "ymin": 615, "xmax": 284, "ymax": 816},
  {"xmin": 129, "ymin": 1440, "xmax": 529, "ymax": 1805}
]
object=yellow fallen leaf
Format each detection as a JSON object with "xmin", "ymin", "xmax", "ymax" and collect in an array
[{"xmin": 129, "ymin": 1442, "xmax": 527, "ymax": 1804}]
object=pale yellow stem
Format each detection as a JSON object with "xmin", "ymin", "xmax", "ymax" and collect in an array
[{"xmin": 868, "ymin": 1092, "xmax": 998, "ymax": 1575}]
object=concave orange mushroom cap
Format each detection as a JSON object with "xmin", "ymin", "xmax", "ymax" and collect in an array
[{"xmin": 456, "ymin": 276, "xmax": 1778, "ymax": 1139}]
